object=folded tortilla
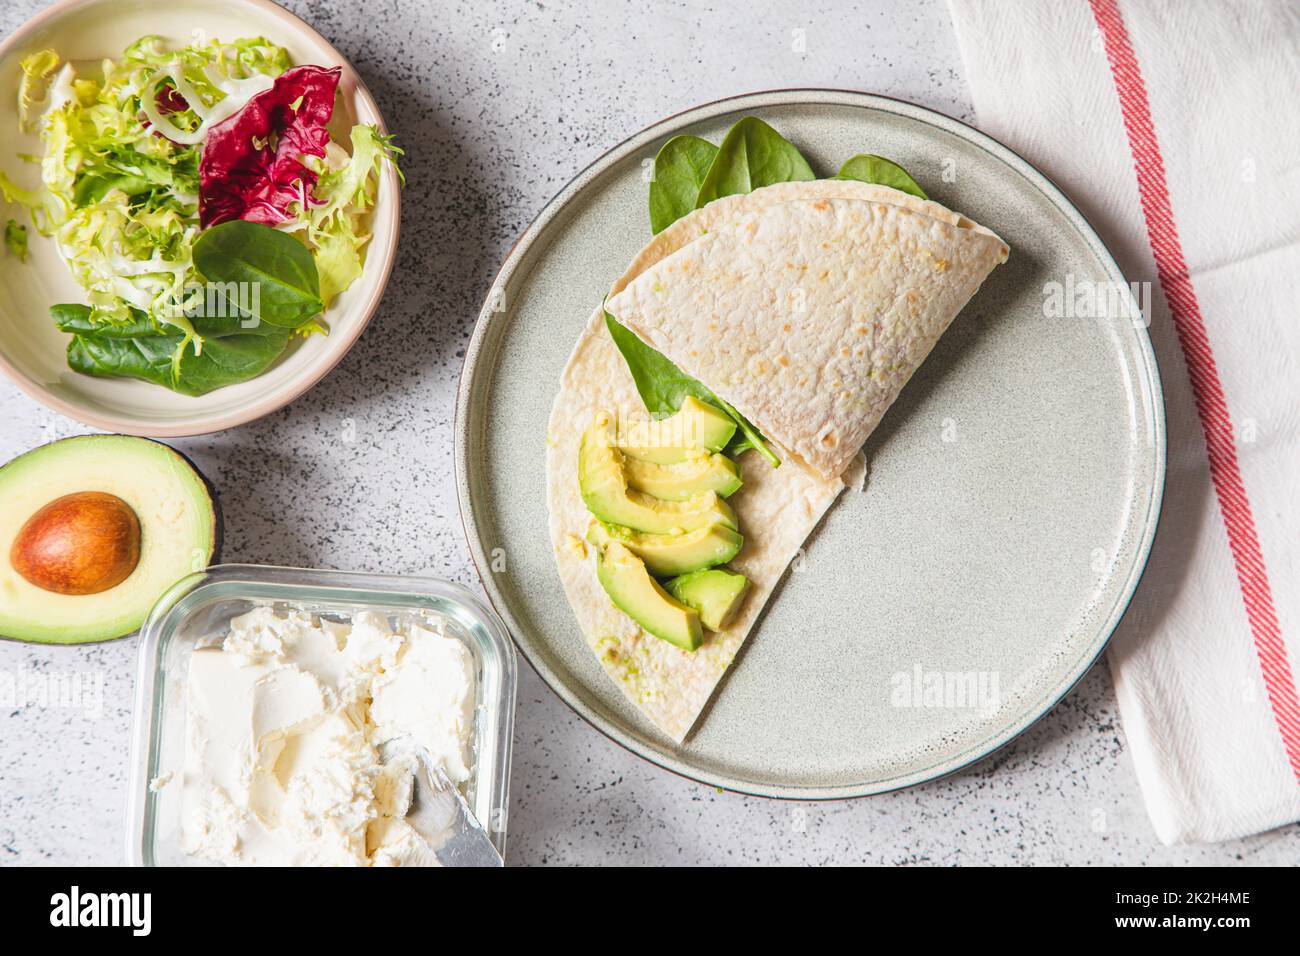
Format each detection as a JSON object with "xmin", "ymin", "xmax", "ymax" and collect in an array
[
  {"xmin": 606, "ymin": 189, "xmax": 1009, "ymax": 480},
  {"xmin": 546, "ymin": 180, "xmax": 1007, "ymax": 742}
]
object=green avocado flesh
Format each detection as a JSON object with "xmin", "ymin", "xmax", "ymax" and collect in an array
[
  {"xmin": 664, "ymin": 568, "xmax": 752, "ymax": 631},
  {"xmin": 579, "ymin": 422, "xmax": 737, "ymax": 534},
  {"xmin": 596, "ymin": 542, "xmax": 702, "ymax": 651},
  {"xmin": 587, "ymin": 519, "xmax": 742, "ymax": 577},
  {"xmin": 623, "ymin": 452, "xmax": 741, "ymax": 501},
  {"xmin": 0, "ymin": 435, "xmax": 218, "ymax": 644},
  {"xmin": 618, "ymin": 396, "xmax": 737, "ymax": 464}
]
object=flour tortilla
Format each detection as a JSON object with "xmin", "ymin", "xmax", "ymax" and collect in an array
[
  {"xmin": 546, "ymin": 180, "xmax": 1005, "ymax": 741},
  {"xmin": 606, "ymin": 189, "xmax": 1009, "ymax": 480}
]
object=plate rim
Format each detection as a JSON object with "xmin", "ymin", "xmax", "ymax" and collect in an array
[{"xmin": 455, "ymin": 87, "xmax": 1167, "ymax": 800}]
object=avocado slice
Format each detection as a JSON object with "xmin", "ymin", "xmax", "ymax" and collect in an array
[
  {"xmin": 619, "ymin": 396, "xmax": 737, "ymax": 464},
  {"xmin": 596, "ymin": 541, "xmax": 702, "ymax": 651},
  {"xmin": 579, "ymin": 420, "xmax": 737, "ymax": 534},
  {"xmin": 664, "ymin": 569, "xmax": 752, "ymax": 631},
  {"xmin": 587, "ymin": 520, "xmax": 743, "ymax": 577},
  {"xmin": 0, "ymin": 436, "xmax": 219, "ymax": 644},
  {"xmin": 623, "ymin": 452, "xmax": 741, "ymax": 501}
]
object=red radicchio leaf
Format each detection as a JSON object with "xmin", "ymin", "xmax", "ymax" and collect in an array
[
  {"xmin": 198, "ymin": 64, "xmax": 342, "ymax": 228},
  {"xmin": 155, "ymin": 85, "xmax": 188, "ymax": 115}
]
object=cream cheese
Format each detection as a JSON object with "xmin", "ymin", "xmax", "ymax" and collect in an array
[{"xmin": 174, "ymin": 607, "xmax": 475, "ymax": 866}]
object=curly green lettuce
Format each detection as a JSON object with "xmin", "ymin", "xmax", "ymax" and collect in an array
[{"xmin": 288, "ymin": 124, "xmax": 404, "ymax": 305}]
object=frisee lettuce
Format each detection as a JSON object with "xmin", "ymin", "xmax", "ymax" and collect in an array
[{"xmin": 287, "ymin": 124, "xmax": 404, "ymax": 306}]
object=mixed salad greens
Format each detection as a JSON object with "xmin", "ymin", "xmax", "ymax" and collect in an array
[
  {"xmin": 0, "ymin": 36, "xmax": 402, "ymax": 395},
  {"xmin": 608, "ymin": 116, "xmax": 927, "ymax": 466}
]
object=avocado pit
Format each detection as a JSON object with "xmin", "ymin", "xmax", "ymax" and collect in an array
[{"xmin": 11, "ymin": 492, "xmax": 142, "ymax": 595}]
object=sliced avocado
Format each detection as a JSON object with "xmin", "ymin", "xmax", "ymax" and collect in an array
[
  {"xmin": 623, "ymin": 452, "xmax": 741, "ymax": 501},
  {"xmin": 619, "ymin": 396, "xmax": 737, "ymax": 464},
  {"xmin": 0, "ymin": 435, "xmax": 219, "ymax": 644},
  {"xmin": 587, "ymin": 520, "xmax": 743, "ymax": 577},
  {"xmin": 596, "ymin": 541, "xmax": 702, "ymax": 651},
  {"xmin": 665, "ymin": 569, "xmax": 752, "ymax": 631},
  {"xmin": 579, "ymin": 420, "xmax": 737, "ymax": 533}
]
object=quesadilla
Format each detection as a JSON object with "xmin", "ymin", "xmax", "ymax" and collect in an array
[
  {"xmin": 607, "ymin": 192, "xmax": 1009, "ymax": 480},
  {"xmin": 546, "ymin": 176, "xmax": 1008, "ymax": 742}
]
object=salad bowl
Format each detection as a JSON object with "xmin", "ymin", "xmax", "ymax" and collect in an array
[{"xmin": 0, "ymin": 0, "xmax": 400, "ymax": 436}]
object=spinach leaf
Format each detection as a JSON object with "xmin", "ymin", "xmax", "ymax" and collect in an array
[
  {"xmin": 53, "ymin": 303, "xmax": 159, "ymax": 338},
  {"xmin": 628, "ymin": 118, "xmax": 935, "ymax": 466},
  {"xmin": 67, "ymin": 326, "xmax": 290, "ymax": 396},
  {"xmin": 192, "ymin": 220, "xmax": 323, "ymax": 328},
  {"xmin": 170, "ymin": 327, "xmax": 292, "ymax": 394},
  {"xmin": 191, "ymin": 309, "xmax": 289, "ymax": 339},
  {"xmin": 648, "ymin": 135, "xmax": 718, "ymax": 234},
  {"xmin": 835, "ymin": 154, "xmax": 928, "ymax": 199},
  {"xmin": 58, "ymin": 302, "xmax": 290, "ymax": 396},
  {"xmin": 604, "ymin": 311, "xmax": 779, "ymax": 467},
  {"xmin": 604, "ymin": 309, "xmax": 714, "ymax": 415},
  {"xmin": 53, "ymin": 303, "xmax": 283, "ymax": 341},
  {"xmin": 694, "ymin": 117, "xmax": 815, "ymax": 208},
  {"xmin": 711, "ymin": 394, "xmax": 774, "ymax": 464},
  {"xmin": 67, "ymin": 332, "xmax": 179, "ymax": 390}
]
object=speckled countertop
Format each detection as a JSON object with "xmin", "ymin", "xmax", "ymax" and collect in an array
[{"xmin": 0, "ymin": 0, "xmax": 1295, "ymax": 866}]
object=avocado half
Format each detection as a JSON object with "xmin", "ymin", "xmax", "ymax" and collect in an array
[{"xmin": 0, "ymin": 435, "xmax": 220, "ymax": 644}]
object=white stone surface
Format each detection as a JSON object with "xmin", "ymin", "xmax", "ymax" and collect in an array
[{"xmin": 0, "ymin": 0, "xmax": 1294, "ymax": 865}]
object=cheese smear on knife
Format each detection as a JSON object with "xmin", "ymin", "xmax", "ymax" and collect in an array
[{"xmin": 547, "ymin": 180, "xmax": 1008, "ymax": 742}]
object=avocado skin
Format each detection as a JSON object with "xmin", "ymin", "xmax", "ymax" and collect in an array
[
  {"xmin": 170, "ymin": 441, "xmax": 223, "ymax": 567},
  {"xmin": 596, "ymin": 542, "xmax": 703, "ymax": 651},
  {"xmin": 665, "ymin": 569, "xmax": 751, "ymax": 631},
  {"xmin": 0, "ymin": 435, "xmax": 220, "ymax": 644}
]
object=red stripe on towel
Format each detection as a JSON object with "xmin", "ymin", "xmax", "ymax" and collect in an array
[{"xmin": 1090, "ymin": 0, "xmax": 1300, "ymax": 783}]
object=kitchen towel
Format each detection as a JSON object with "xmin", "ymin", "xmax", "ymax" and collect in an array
[{"xmin": 946, "ymin": 0, "xmax": 1300, "ymax": 843}]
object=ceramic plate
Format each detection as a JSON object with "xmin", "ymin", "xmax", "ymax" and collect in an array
[
  {"xmin": 0, "ymin": 0, "xmax": 400, "ymax": 436},
  {"xmin": 456, "ymin": 90, "xmax": 1165, "ymax": 798}
]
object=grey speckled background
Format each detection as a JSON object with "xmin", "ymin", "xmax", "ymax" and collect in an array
[{"xmin": 0, "ymin": 0, "xmax": 1295, "ymax": 866}]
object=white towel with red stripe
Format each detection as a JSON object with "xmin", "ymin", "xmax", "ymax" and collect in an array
[{"xmin": 947, "ymin": 0, "xmax": 1300, "ymax": 844}]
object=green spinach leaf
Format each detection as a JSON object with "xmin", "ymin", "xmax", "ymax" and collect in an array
[
  {"xmin": 626, "ymin": 118, "xmax": 935, "ymax": 467},
  {"xmin": 711, "ymin": 394, "xmax": 773, "ymax": 463},
  {"xmin": 693, "ymin": 117, "xmax": 815, "ymax": 208},
  {"xmin": 171, "ymin": 327, "xmax": 292, "ymax": 394},
  {"xmin": 53, "ymin": 303, "xmax": 159, "ymax": 338},
  {"xmin": 59, "ymin": 302, "xmax": 290, "ymax": 396},
  {"xmin": 648, "ymin": 135, "xmax": 718, "ymax": 234},
  {"xmin": 604, "ymin": 311, "xmax": 779, "ymax": 467},
  {"xmin": 834, "ymin": 154, "xmax": 928, "ymax": 199},
  {"xmin": 53, "ymin": 302, "xmax": 283, "ymax": 341},
  {"xmin": 67, "ymin": 332, "xmax": 178, "ymax": 390},
  {"xmin": 604, "ymin": 309, "xmax": 714, "ymax": 415},
  {"xmin": 192, "ymin": 220, "xmax": 323, "ymax": 329}
]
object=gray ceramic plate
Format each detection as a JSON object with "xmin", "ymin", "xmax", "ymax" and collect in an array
[{"xmin": 455, "ymin": 90, "xmax": 1165, "ymax": 799}]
